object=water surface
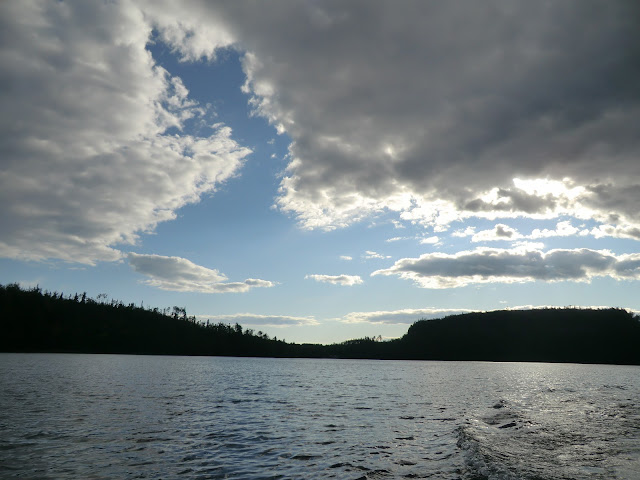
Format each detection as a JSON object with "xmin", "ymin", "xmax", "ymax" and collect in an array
[{"xmin": 1, "ymin": 354, "xmax": 638, "ymax": 479}]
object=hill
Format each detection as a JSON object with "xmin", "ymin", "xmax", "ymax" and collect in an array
[
  {"xmin": 1, "ymin": 283, "xmax": 639, "ymax": 364},
  {"xmin": 392, "ymin": 308, "xmax": 640, "ymax": 364},
  {"xmin": 0, "ymin": 284, "xmax": 296, "ymax": 357}
]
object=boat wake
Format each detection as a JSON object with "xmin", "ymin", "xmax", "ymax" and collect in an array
[{"xmin": 457, "ymin": 393, "xmax": 640, "ymax": 480}]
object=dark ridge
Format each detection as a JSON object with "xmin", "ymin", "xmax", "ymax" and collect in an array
[
  {"xmin": 1, "ymin": 283, "xmax": 639, "ymax": 365},
  {"xmin": 395, "ymin": 309, "xmax": 640, "ymax": 364}
]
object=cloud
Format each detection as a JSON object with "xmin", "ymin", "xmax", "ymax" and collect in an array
[
  {"xmin": 589, "ymin": 224, "xmax": 640, "ymax": 241},
  {"xmin": 340, "ymin": 308, "xmax": 474, "ymax": 325},
  {"xmin": 529, "ymin": 220, "xmax": 581, "ymax": 239},
  {"xmin": 372, "ymin": 247, "xmax": 640, "ymax": 288},
  {"xmin": 420, "ymin": 236, "xmax": 440, "ymax": 245},
  {"xmin": 364, "ymin": 251, "xmax": 391, "ymax": 260},
  {"xmin": 4, "ymin": 1, "xmax": 640, "ymax": 267},
  {"xmin": 462, "ymin": 220, "xmax": 614, "ymax": 243},
  {"xmin": 511, "ymin": 241, "xmax": 546, "ymax": 251},
  {"xmin": 338, "ymin": 304, "xmax": 640, "ymax": 327},
  {"xmin": 581, "ymin": 183, "xmax": 640, "ymax": 227},
  {"xmin": 305, "ymin": 274, "xmax": 363, "ymax": 286},
  {"xmin": 0, "ymin": 2, "xmax": 248, "ymax": 264},
  {"xmin": 340, "ymin": 255, "xmax": 353, "ymax": 261},
  {"xmin": 128, "ymin": 253, "xmax": 274, "ymax": 293},
  {"xmin": 145, "ymin": 2, "xmax": 234, "ymax": 63},
  {"xmin": 199, "ymin": 313, "xmax": 318, "ymax": 327},
  {"xmin": 203, "ymin": 1, "xmax": 640, "ymax": 232},
  {"xmin": 471, "ymin": 224, "xmax": 522, "ymax": 242},
  {"xmin": 452, "ymin": 226, "xmax": 477, "ymax": 238}
]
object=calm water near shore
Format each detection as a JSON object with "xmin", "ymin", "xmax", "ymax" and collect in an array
[{"xmin": 1, "ymin": 353, "xmax": 638, "ymax": 479}]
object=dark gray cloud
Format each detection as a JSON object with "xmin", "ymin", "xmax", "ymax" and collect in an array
[
  {"xmin": 188, "ymin": 0, "xmax": 640, "ymax": 229},
  {"xmin": 581, "ymin": 183, "xmax": 640, "ymax": 224},
  {"xmin": 128, "ymin": 253, "xmax": 274, "ymax": 293},
  {"xmin": 463, "ymin": 190, "xmax": 559, "ymax": 215},
  {"xmin": 495, "ymin": 225, "xmax": 514, "ymax": 239},
  {"xmin": 372, "ymin": 247, "xmax": 640, "ymax": 288}
]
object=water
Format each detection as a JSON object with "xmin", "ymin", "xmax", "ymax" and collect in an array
[{"xmin": 0, "ymin": 354, "xmax": 638, "ymax": 479}]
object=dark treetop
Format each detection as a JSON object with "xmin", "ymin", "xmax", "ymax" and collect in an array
[{"xmin": 1, "ymin": 284, "xmax": 639, "ymax": 365}]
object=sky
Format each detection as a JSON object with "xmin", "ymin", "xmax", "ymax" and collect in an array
[{"xmin": 1, "ymin": 1, "xmax": 640, "ymax": 344}]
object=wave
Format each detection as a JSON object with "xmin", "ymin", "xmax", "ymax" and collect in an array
[{"xmin": 456, "ymin": 393, "xmax": 640, "ymax": 480}]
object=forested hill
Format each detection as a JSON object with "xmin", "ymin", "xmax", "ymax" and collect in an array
[
  {"xmin": 1, "ymin": 283, "xmax": 639, "ymax": 364},
  {"xmin": 396, "ymin": 309, "xmax": 640, "ymax": 365},
  {"xmin": 0, "ymin": 284, "xmax": 299, "ymax": 358}
]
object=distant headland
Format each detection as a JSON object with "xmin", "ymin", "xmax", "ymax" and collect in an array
[{"xmin": 1, "ymin": 283, "xmax": 639, "ymax": 365}]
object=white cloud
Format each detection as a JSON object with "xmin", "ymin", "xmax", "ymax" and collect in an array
[
  {"xmin": 199, "ymin": 313, "xmax": 318, "ymax": 327},
  {"xmin": 128, "ymin": 253, "xmax": 274, "ymax": 293},
  {"xmin": 340, "ymin": 308, "xmax": 474, "ymax": 325},
  {"xmin": 372, "ymin": 247, "xmax": 640, "ymax": 288},
  {"xmin": 472, "ymin": 224, "xmax": 522, "ymax": 242},
  {"xmin": 141, "ymin": 0, "xmax": 235, "ymax": 63},
  {"xmin": 420, "ymin": 236, "xmax": 440, "ymax": 245},
  {"xmin": 339, "ymin": 304, "xmax": 640, "ymax": 326},
  {"xmin": 589, "ymin": 224, "xmax": 640, "ymax": 241},
  {"xmin": 0, "ymin": 2, "xmax": 249, "ymax": 264},
  {"xmin": 452, "ymin": 226, "xmax": 476, "ymax": 238},
  {"xmin": 464, "ymin": 220, "xmax": 625, "ymax": 243},
  {"xmin": 340, "ymin": 255, "xmax": 353, "ymax": 261},
  {"xmin": 305, "ymin": 274, "xmax": 363, "ymax": 286},
  {"xmin": 511, "ymin": 241, "xmax": 546, "ymax": 250},
  {"xmin": 364, "ymin": 251, "xmax": 391, "ymax": 260},
  {"xmin": 529, "ymin": 220, "xmax": 580, "ymax": 239}
]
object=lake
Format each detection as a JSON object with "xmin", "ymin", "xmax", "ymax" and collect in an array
[{"xmin": 0, "ymin": 354, "xmax": 638, "ymax": 479}]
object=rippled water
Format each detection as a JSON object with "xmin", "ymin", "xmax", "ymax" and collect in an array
[{"xmin": 0, "ymin": 354, "xmax": 638, "ymax": 479}]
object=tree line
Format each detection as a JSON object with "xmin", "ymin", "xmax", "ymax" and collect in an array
[{"xmin": 1, "ymin": 283, "xmax": 639, "ymax": 364}]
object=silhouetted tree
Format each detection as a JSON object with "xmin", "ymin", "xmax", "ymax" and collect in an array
[{"xmin": 1, "ymin": 284, "xmax": 638, "ymax": 364}]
